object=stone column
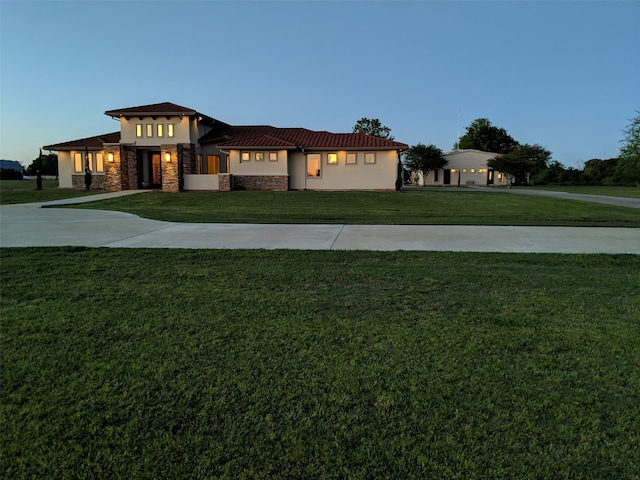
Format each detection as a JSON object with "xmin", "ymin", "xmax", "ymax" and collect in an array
[
  {"xmin": 161, "ymin": 144, "xmax": 179, "ymax": 192},
  {"xmin": 103, "ymin": 145, "xmax": 122, "ymax": 191}
]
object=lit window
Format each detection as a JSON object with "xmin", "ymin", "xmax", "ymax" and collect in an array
[
  {"xmin": 157, "ymin": 124, "xmax": 164, "ymax": 137},
  {"xmin": 241, "ymin": 152, "xmax": 250, "ymax": 162},
  {"xmin": 346, "ymin": 153, "xmax": 357, "ymax": 164},
  {"xmin": 136, "ymin": 124, "xmax": 143, "ymax": 138},
  {"xmin": 146, "ymin": 125, "xmax": 153, "ymax": 137},
  {"xmin": 269, "ymin": 152, "xmax": 278, "ymax": 162},
  {"xmin": 462, "ymin": 168, "xmax": 467, "ymax": 173},
  {"xmin": 364, "ymin": 152, "xmax": 376, "ymax": 164},
  {"xmin": 307, "ymin": 153, "xmax": 321, "ymax": 177},
  {"xmin": 74, "ymin": 153, "xmax": 83, "ymax": 172},
  {"xmin": 255, "ymin": 152, "xmax": 264, "ymax": 161},
  {"xmin": 96, "ymin": 153, "xmax": 104, "ymax": 173},
  {"xmin": 498, "ymin": 173, "xmax": 504, "ymax": 182},
  {"xmin": 167, "ymin": 124, "xmax": 174, "ymax": 137},
  {"xmin": 327, "ymin": 153, "xmax": 338, "ymax": 164},
  {"xmin": 471, "ymin": 168, "xmax": 475, "ymax": 173}
]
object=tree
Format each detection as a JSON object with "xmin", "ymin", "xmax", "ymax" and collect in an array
[
  {"xmin": 403, "ymin": 144, "xmax": 447, "ymax": 183},
  {"xmin": 352, "ymin": 118, "xmax": 394, "ymax": 140},
  {"xmin": 457, "ymin": 118, "xmax": 518, "ymax": 154},
  {"xmin": 25, "ymin": 152, "xmax": 58, "ymax": 177},
  {"xmin": 614, "ymin": 112, "xmax": 640, "ymax": 183},
  {"xmin": 488, "ymin": 143, "xmax": 551, "ymax": 187}
]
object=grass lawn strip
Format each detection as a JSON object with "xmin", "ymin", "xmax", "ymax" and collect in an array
[
  {"xmin": 62, "ymin": 190, "xmax": 640, "ymax": 226},
  {"xmin": 2, "ymin": 248, "xmax": 639, "ymax": 479}
]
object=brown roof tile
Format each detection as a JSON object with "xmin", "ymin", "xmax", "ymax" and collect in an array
[
  {"xmin": 43, "ymin": 132, "xmax": 121, "ymax": 151},
  {"xmin": 204, "ymin": 125, "xmax": 407, "ymax": 150}
]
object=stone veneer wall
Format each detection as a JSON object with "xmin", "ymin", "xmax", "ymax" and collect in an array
[
  {"xmin": 123, "ymin": 146, "xmax": 137, "ymax": 190},
  {"xmin": 219, "ymin": 174, "xmax": 231, "ymax": 192},
  {"xmin": 72, "ymin": 174, "xmax": 105, "ymax": 190},
  {"xmin": 161, "ymin": 144, "xmax": 179, "ymax": 192},
  {"xmin": 178, "ymin": 143, "xmax": 195, "ymax": 192},
  {"xmin": 103, "ymin": 145, "xmax": 122, "ymax": 191},
  {"xmin": 233, "ymin": 175, "xmax": 288, "ymax": 191}
]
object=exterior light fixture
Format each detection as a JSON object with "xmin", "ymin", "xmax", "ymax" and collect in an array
[
  {"xmin": 165, "ymin": 153, "xmax": 171, "ymax": 163},
  {"xmin": 107, "ymin": 153, "xmax": 114, "ymax": 162}
]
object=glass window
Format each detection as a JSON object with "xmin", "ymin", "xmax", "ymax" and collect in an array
[
  {"xmin": 255, "ymin": 152, "xmax": 264, "ymax": 161},
  {"xmin": 327, "ymin": 153, "xmax": 338, "ymax": 164},
  {"xmin": 74, "ymin": 153, "xmax": 83, "ymax": 172},
  {"xmin": 146, "ymin": 124, "xmax": 153, "ymax": 137},
  {"xmin": 346, "ymin": 153, "xmax": 357, "ymax": 164},
  {"xmin": 307, "ymin": 153, "xmax": 321, "ymax": 177},
  {"xmin": 167, "ymin": 124, "xmax": 174, "ymax": 137},
  {"xmin": 471, "ymin": 168, "xmax": 475, "ymax": 173},
  {"xmin": 96, "ymin": 153, "xmax": 104, "ymax": 173},
  {"xmin": 197, "ymin": 154, "xmax": 202, "ymax": 174},
  {"xmin": 364, "ymin": 152, "xmax": 376, "ymax": 164},
  {"xmin": 136, "ymin": 124, "xmax": 143, "ymax": 138},
  {"xmin": 269, "ymin": 152, "xmax": 278, "ymax": 162},
  {"xmin": 157, "ymin": 124, "xmax": 164, "ymax": 137},
  {"xmin": 241, "ymin": 152, "xmax": 250, "ymax": 162},
  {"xmin": 462, "ymin": 168, "xmax": 467, "ymax": 173}
]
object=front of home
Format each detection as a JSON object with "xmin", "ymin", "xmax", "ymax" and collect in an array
[
  {"xmin": 415, "ymin": 149, "xmax": 507, "ymax": 187},
  {"xmin": 44, "ymin": 102, "xmax": 408, "ymax": 192}
]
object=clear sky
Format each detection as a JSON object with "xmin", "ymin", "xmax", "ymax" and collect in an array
[{"xmin": 1, "ymin": 0, "xmax": 639, "ymax": 168}]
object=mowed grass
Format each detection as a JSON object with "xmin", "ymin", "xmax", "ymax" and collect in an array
[
  {"xmin": 2, "ymin": 248, "xmax": 639, "ymax": 479},
  {"xmin": 67, "ymin": 189, "xmax": 640, "ymax": 226},
  {"xmin": 0, "ymin": 179, "xmax": 101, "ymax": 205},
  {"xmin": 521, "ymin": 185, "xmax": 640, "ymax": 199}
]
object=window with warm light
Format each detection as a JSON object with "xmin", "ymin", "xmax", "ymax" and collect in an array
[
  {"xmin": 471, "ymin": 168, "xmax": 475, "ymax": 173},
  {"xmin": 307, "ymin": 154, "xmax": 321, "ymax": 177},
  {"xmin": 241, "ymin": 152, "xmax": 250, "ymax": 162},
  {"xmin": 269, "ymin": 152, "xmax": 278, "ymax": 162},
  {"xmin": 327, "ymin": 153, "xmax": 338, "ymax": 164},
  {"xmin": 136, "ymin": 124, "xmax": 143, "ymax": 138},
  {"xmin": 157, "ymin": 124, "xmax": 164, "ymax": 137},
  {"xmin": 74, "ymin": 153, "xmax": 83, "ymax": 172},
  {"xmin": 167, "ymin": 124, "xmax": 174, "ymax": 137},
  {"xmin": 346, "ymin": 153, "xmax": 357, "ymax": 164},
  {"xmin": 364, "ymin": 152, "xmax": 376, "ymax": 164},
  {"xmin": 96, "ymin": 154, "xmax": 104, "ymax": 172},
  {"xmin": 146, "ymin": 125, "xmax": 153, "ymax": 137},
  {"xmin": 255, "ymin": 152, "xmax": 264, "ymax": 161}
]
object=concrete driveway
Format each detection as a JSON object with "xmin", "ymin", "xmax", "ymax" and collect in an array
[{"xmin": 1, "ymin": 190, "xmax": 639, "ymax": 253}]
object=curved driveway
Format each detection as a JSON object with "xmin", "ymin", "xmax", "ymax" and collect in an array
[{"xmin": 1, "ymin": 190, "xmax": 639, "ymax": 253}]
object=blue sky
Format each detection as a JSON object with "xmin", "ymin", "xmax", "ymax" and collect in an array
[{"xmin": 1, "ymin": 0, "xmax": 638, "ymax": 168}]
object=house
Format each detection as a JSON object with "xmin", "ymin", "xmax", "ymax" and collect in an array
[
  {"xmin": 43, "ymin": 102, "xmax": 408, "ymax": 192},
  {"xmin": 0, "ymin": 159, "xmax": 25, "ymax": 180},
  {"xmin": 416, "ymin": 149, "xmax": 507, "ymax": 187}
]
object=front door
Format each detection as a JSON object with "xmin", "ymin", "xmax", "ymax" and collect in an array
[
  {"xmin": 151, "ymin": 153, "xmax": 162, "ymax": 187},
  {"xmin": 137, "ymin": 150, "xmax": 162, "ymax": 189},
  {"xmin": 443, "ymin": 169, "xmax": 451, "ymax": 185}
]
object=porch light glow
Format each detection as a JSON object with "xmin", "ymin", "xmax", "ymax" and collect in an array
[
  {"xmin": 107, "ymin": 153, "xmax": 114, "ymax": 162},
  {"xmin": 165, "ymin": 153, "xmax": 171, "ymax": 162}
]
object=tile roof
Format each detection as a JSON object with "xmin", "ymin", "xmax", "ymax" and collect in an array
[
  {"xmin": 201, "ymin": 125, "xmax": 408, "ymax": 150},
  {"xmin": 43, "ymin": 132, "xmax": 121, "ymax": 151},
  {"xmin": 104, "ymin": 102, "xmax": 223, "ymax": 125}
]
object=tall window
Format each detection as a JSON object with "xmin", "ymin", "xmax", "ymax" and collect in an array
[
  {"xmin": 146, "ymin": 124, "xmax": 153, "ymax": 137},
  {"xmin": 74, "ymin": 153, "xmax": 83, "ymax": 172},
  {"xmin": 96, "ymin": 153, "xmax": 104, "ymax": 173},
  {"xmin": 157, "ymin": 124, "xmax": 164, "ymax": 137},
  {"xmin": 167, "ymin": 124, "xmax": 174, "ymax": 137},
  {"xmin": 136, "ymin": 124, "xmax": 143, "ymax": 138},
  {"xmin": 307, "ymin": 154, "xmax": 321, "ymax": 177}
]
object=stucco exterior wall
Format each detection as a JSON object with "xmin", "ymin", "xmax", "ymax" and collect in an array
[
  {"xmin": 229, "ymin": 150, "xmax": 290, "ymax": 176},
  {"xmin": 420, "ymin": 150, "xmax": 506, "ymax": 186},
  {"xmin": 184, "ymin": 174, "xmax": 219, "ymax": 190},
  {"xmin": 57, "ymin": 151, "xmax": 73, "ymax": 188},
  {"xmin": 119, "ymin": 115, "xmax": 193, "ymax": 145},
  {"xmin": 288, "ymin": 150, "xmax": 399, "ymax": 190}
]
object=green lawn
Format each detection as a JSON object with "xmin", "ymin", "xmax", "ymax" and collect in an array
[
  {"xmin": 65, "ymin": 189, "xmax": 640, "ymax": 227},
  {"xmin": 0, "ymin": 179, "xmax": 100, "ymax": 205},
  {"xmin": 522, "ymin": 185, "xmax": 640, "ymax": 198},
  {"xmin": 2, "ymin": 248, "xmax": 639, "ymax": 479}
]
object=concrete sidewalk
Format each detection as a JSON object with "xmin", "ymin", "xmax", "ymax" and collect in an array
[{"xmin": 1, "ymin": 195, "xmax": 639, "ymax": 253}]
